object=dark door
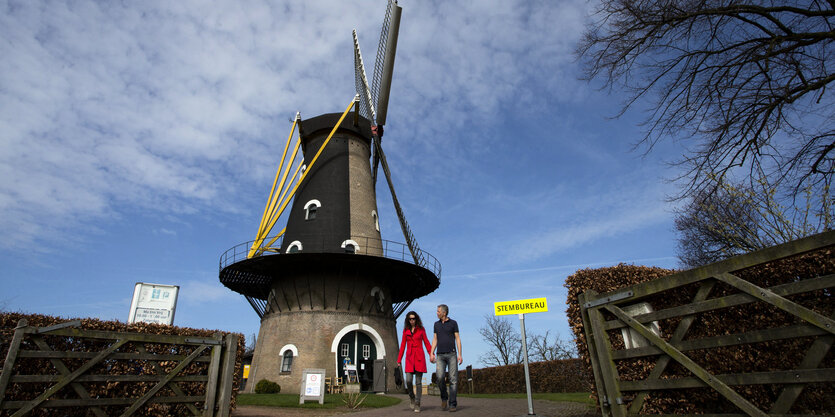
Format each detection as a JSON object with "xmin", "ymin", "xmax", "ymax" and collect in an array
[{"xmin": 337, "ymin": 330, "xmax": 377, "ymax": 390}]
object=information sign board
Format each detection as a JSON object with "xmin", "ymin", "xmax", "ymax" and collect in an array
[
  {"xmin": 128, "ymin": 282, "xmax": 179, "ymax": 325},
  {"xmin": 299, "ymin": 369, "xmax": 326, "ymax": 404},
  {"xmin": 345, "ymin": 364, "xmax": 358, "ymax": 383}
]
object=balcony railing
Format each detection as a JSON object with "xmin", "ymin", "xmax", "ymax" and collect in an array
[{"xmin": 219, "ymin": 235, "xmax": 441, "ymax": 279}]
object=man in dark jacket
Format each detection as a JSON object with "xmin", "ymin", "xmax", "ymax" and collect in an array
[{"xmin": 430, "ymin": 304, "xmax": 462, "ymax": 412}]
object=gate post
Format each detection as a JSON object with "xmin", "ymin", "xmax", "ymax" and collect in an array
[
  {"xmin": 0, "ymin": 319, "xmax": 29, "ymax": 411},
  {"xmin": 216, "ymin": 334, "xmax": 239, "ymax": 417},
  {"xmin": 585, "ymin": 291, "xmax": 627, "ymax": 417}
]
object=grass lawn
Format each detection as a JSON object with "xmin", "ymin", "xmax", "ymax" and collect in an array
[
  {"xmin": 458, "ymin": 392, "xmax": 595, "ymax": 406},
  {"xmin": 237, "ymin": 393, "xmax": 401, "ymax": 409}
]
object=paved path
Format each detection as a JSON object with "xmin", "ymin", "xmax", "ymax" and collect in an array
[{"xmin": 233, "ymin": 394, "xmax": 600, "ymax": 417}]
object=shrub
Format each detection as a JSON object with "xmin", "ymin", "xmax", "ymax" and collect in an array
[{"xmin": 254, "ymin": 379, "xmax": 281, "ymax": 394}]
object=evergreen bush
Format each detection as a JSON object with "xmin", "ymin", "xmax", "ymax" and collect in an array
[{"xmin": 254, "ymin": 379, "xmax": 281, "ymax": 394}]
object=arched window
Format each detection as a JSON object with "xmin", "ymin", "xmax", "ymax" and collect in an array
[
  {"xmin": 304, "ymin": 199, "xmax": 321, "ymax": 220},
  {"xmin": 341, "ymin": 239, "xmax": 360, "ymax": 254},
  {"xmin": 287, "ymin": 241, "xmax": 302, "ymax": 254},
  {"xmin": 278, "ymin": 344, "xmax": 298, "ymax": 373},
  {"xmin": 371, "ymin": 210, "xmax": 379, "ymax": 232},
  {"xmin": 281, "ymin": 350, "xmax": 293, "ymax": 372}
]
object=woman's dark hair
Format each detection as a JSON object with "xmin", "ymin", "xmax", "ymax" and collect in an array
[{"xmin": 403, "ymin": 311, "xmax": 423, "ymax": 329}]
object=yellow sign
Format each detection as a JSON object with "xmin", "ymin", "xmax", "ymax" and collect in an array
[
  {"xmin": 494, "ymin": 297, "xmax": 548, "ymax": 316},
  {"xmin": 243, "ymin": 364, "xmax": 250, "ymax": 379}
]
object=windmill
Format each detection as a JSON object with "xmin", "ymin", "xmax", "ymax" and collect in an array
[{"xmin": 218, "ymin": 0, "xmax": 440, "ymax": 394}]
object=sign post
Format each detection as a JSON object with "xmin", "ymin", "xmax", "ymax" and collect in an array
[{"xmin": 494, "ymin": 297, "xmax": 548, "ymax": 417}]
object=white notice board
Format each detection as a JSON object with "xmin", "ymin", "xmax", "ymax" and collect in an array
[
  {"xmin": 128, "ymin": 282, "xmax": 179, "ymax": 325},
  {"xmin": 299, "ymin": 369, "xmax": 326, "ymax": 404}
]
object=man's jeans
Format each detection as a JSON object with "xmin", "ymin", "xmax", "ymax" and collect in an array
[{"xmin": 435, "ymin": 352, "xmax": 458, "ymax": 407}]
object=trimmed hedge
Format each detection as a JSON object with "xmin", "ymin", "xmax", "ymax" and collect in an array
[
  {"xmin": 564, "ymin": 246, "xmax": 834, "ymax": 414},
  {"xmin": 470, "ymin": 359, "xmax": 592, "ymax": 394},
  {"xmin": 0, "ymin": 312, "xmax": 244, "ymax": 417}
]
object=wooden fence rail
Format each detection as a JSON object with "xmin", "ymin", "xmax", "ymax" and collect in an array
[
  {"xmin": 580, "ymin": 231, "xmax": 835, "ymax": 416},
  {"xmin": 0, "ymin": 320, "xmax": 238, "ymax": 417}
]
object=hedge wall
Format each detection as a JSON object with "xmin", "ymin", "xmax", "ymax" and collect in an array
[
  {"xmin": 0, "ymin": 312, "xmax": 244, "ymax": 417},
  {"xmin": 564, "ymin": 246, "xmax": 834, "ymax": 414},
  {"xmin": 469, "ymin": 359, "xmax": 592, "ymax": 394}
]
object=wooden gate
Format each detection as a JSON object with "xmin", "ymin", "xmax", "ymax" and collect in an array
[
  {"xmin": 579, "ymin": 231, "xmax": 834, "ymax": 416},
  {"xmin": 0, "ymin": 320, "xmax": 238, "ymax": 417}
]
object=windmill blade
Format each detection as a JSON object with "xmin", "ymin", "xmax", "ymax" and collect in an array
[
  {"xmin": 371, "ymin": 0, "xmax": 401, "ymax": 127},
  {"xmin": 370, "ymin": 0, "xmax": 402, "ymax": 183},
  {"xmin": 370, "ymin": 0, "xmax": 395, "ymax": 109},
  {"xmin": 373, "ymin": 131, "xmax": 425, "ymax": 269},
  {"xmin": 353, "ymin": 29, "xmax": 376, "ymax": 123}
]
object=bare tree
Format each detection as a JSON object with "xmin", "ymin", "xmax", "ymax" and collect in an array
[
  {"xmin": 675, "ymin": 174, "xmax": 832, "ymax": 268},
  {"xmin": 245, "ymin": 333, "xmax": 257, "ymax": 356},
  {"xmin": 528, "ymin": 331, "xmax": 578, "ymax": 361},
  {"xmin": 578, "ymin": 0, "xmax": 834, "ymax": 215},
  {"xmin": 478, "ymin": 315, "xmax": 523, "ymax": 367}
]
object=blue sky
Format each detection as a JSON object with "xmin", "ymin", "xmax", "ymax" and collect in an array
[{"xmin": 0, "ymin": 0, "xmax": 683, "ymax": 368}]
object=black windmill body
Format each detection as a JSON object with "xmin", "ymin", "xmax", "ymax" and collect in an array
[{"xmin": 219, "ymin": 0, "xmax": 440, "ymax": 393}]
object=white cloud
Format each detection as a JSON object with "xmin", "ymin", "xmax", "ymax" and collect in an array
[
  {"xmin": 515, "ymin": 205, "xmax": 669, "ymax": 261},
  {"xmin": 0, "ymin": 0, "xmax": 591, "ymax": 251}
]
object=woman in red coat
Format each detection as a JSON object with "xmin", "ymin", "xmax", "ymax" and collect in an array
[{"xmin": 397, "ymin": 311, "xmax": 432, "ymax": 412}]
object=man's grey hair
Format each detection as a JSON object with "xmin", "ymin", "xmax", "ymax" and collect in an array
[{"xmin": 437, "ymin": 304, "xmax": 449, "ymax": 315}]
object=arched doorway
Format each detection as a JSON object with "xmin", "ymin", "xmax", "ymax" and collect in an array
[
  {"xmin": 336, "ymin": 331, "xmax": 376, "ymax": 391},
  {"xmin": 331, "ymin": 324, "xmax": 385, "ymax": 392}
]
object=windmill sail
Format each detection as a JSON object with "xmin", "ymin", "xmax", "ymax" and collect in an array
[
  {"xmin": 372, "ymin": 0, "xmax": 401, "ymax": 127},
  {"xmin": 369, "ymin": 0, "xmax": 402, "ymax": 183},
  {"xmin": 353, "ymin": 30, "xmax": 376, "ymax": 123}
]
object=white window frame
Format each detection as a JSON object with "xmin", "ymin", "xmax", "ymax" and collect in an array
[
  {"xmin": 341, "ymin": 343, "xmax": 349, "ymax": 357},
  {"xmin": 304, "ymin": 199, "xmax": 321, "ymax": 220},
  {"xmin": 362, "ymin": 344, "xmax": 370, "ymax": 360},
  {"xmin": 287, "ymin": 241, "xmax": 303, "ymax": 253},
  {"xmin": 371, "ymin": 210, "xmax": 380, "ymax": 232},
  {"xmin": 341, "ymin": 239, "xmax": 360, "ymax": 254},
  {"xmin": 278, "ymin": 344, "xmax": 298, "ymax": 373}
]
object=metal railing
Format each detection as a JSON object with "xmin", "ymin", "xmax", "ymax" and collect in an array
[{"xmin": 219, "ymin": 235, "xmax": 441, "ymax": 279}]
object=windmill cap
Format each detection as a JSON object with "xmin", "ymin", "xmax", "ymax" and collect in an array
[{"xmin": 299, "ymin": 112, "xmax": 373, "ymax": 144}]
